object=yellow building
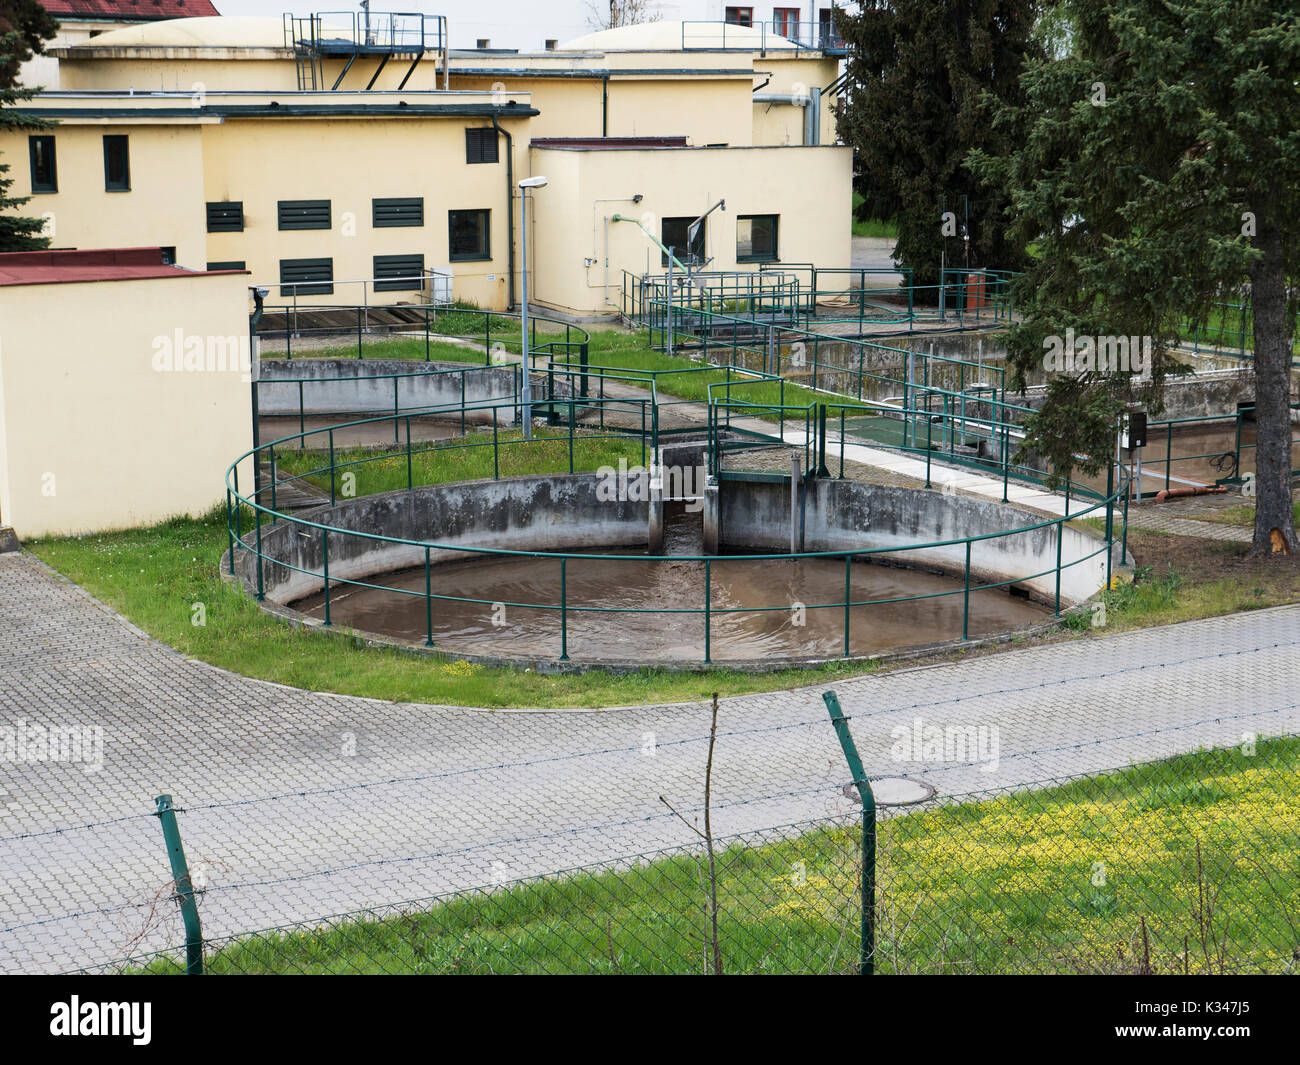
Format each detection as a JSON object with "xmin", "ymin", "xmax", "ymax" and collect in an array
[
  {"xmin": 3, "ymin": 15, "xmax": 851, "ymax": 317},
  {"xmin": 0, "ymin": 248, "xmax": 252, "ymax": 538}
]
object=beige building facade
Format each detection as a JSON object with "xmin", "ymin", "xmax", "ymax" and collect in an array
[
  {"xmin": 4, "ymin": 15, "xmax": 850, "ymax": 318},
  {"xmin": 0, "ymin": 249, "xmax": 252, "ymax": 538}
]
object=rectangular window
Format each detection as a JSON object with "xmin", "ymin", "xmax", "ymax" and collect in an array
[
  {"xmin": 774, "ymin": 8, "xmax": 800, "ymax": 37},
  {"xmin": 373, "ymin": 253, "xmax": 425, "ymax": 292},
  {"xmin": 29, "ymin": 135, "xmax": 56, "ymax": 193},
  {"xmin": 465, "ymin": 128, "xmax": 499, "ymax": 164},
  {"xmin": 372, "ymin": 196, "xmax": 424, "ymax": 228},
  {"xmin": 206, "ymin": 260, "xmax": 247, "ymax": 271},
  {"xmin": 279, "ymin": 257, "xmax": 334, "ymax": 296},
  {"xmin": 661, "ymin": 216, "xmax": 706, "ymax": 267},
  {"xmin": 736, "ymin": 214, "xmax": 779, "ymax": 261},
  {"xmin": 103, "ymin": 134, "xmax": 130, "ymax": 191},
  {"xmin": 278, "ymin": 199, "xmax": 331, "ymax": 230},
  {"xmin": 206, "ymin": 201, "xmax": 244, "ymax": 232},
  {"xmin": 448, "ymin": 209, "xmax": 491, "ymax": 261},
  {"xmin": 724, "ymin": 7, "xmax": 753, "ymax": 27}
]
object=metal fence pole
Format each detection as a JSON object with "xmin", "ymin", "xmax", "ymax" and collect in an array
[
  {"xmin": 821, "ymin": 691, "xmax": 875, "ymax": 975},
  {"xmin": 154, "ymin": 794, "xmax": 203, "ymax": 975}
]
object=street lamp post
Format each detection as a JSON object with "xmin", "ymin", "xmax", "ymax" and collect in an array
[{"xmin": 518, "ymin": 175, "xmax": 549, "ymax": 439}]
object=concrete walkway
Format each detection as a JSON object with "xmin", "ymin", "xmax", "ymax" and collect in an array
[{"xmin": 1, "ymin": 550, "xmax": 1297, "ymax": 973}]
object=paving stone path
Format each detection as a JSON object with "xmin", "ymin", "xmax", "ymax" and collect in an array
[{"xmin": 2, "ymin": 551, "xmax": 1297, "ymax": 972}]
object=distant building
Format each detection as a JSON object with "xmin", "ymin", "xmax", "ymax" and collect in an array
[
  {"xmin": 18, "ymin": 0, "xmax": 223, "ymax": 89},
  {"xmin": 3, "ymin": 13, "xmax": 851, "ymax": 317}
]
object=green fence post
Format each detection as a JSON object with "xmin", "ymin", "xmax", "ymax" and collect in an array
[
  {"xmin": 226, "ymin": 489, "xmax": 236, "ymax": 576},
  {"xmin": 568, "ymin": 401, "xmax": 575, "ymax": 473},
  {"xmin": 703, "ymin": 558, "xmax": 712, "ymax": 665},
  {"xmin": 321, "ymin": 529, "xmax": 331, "ymax": 626},
  {"xmin": 962, "ymin": 540, "xmax": 972, "ymax": 640},
  {"xmin": 406, "ymin": 416, "xmax": 413, "ymax": 489},
  {"xmin": 493, "ymin": 418, "xmax": 500, "ymax": 480},
  {"xmin": 424, "ymin": 546, "xmax": 434, "ymax": 647},
  {"xmin": 253, "ymin": 504, "xmax": 265, "ymax": 601},
  {"xmin": 1055, "ymin": 520, "xmax": 1064, "ymax": 617},
  {"xmin": 154, "ymin": 794, "xmax": 203, "ymax": 975},
  {"xmin": 842, "ymin": 555, "xmax": 852, "ymax": 657},
  {"xmin": 560, "ymin": 557, "xmax": 569, "ymax": 661},
  {"xmin": 821, "ymin": 691, "xmax": 875, "ymax": 976},
  {"xmin": 328, "ymin": 429, "xmax": 337, "ymax": 505}
]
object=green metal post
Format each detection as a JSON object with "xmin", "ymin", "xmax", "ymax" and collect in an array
[
  {"xmin": 842, "ymin": 555, "xmax": 851, "ymax": 657},
  {"xmin": 559, "ymin": 557, "xmax": 569, "ymax": 661},
  {"xmin": 568, "ymin": 401, "xmax": 575, "ymax": 473},
  {"xmin": 321, "ymin": 529, "xmax": 331, "ymax": 626},
  {"xmin": 406, "ymin": 416, "xmax": 413, "ymax": 489},
  {"xmin": 821, "ymin": 691, "xmax": 875, "ymax": 976},
  {"xmin": 424, "ymin": 546, "xmax": 434, "ymax": 646},
  {"xmin": 962, "ymin": 540, "xmax": 971, "ymax": 640},
  {"xmin": 1054, "ymin": 520, "xmax": 1063, "ymax": 616},
  {"xmin": 493, "ymin": 418, "xmax": 500, "ymax": 480},
  {"xmin": 226, "ymin": 489, "xmax": 236, "ymax": 576},
  {"xmin": 703, "ymin": 559, "xmax": 712, "ymax": 665},
  {"xmin": 154, "ymin": 794, "xmax": 203, "ymax": 975}
]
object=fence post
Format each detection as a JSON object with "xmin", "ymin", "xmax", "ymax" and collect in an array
[
  {"xmin": 842, "ymin": 555, "xmax": 851, "ymax": 657},
  {"xmin": 703, "ymin": 558, "xmax": 712, "ymax": 665},
  {"xmin": 424, "ymin": 546, "xmax": 434, "ymax": 647},
  {"xmin": 962, "ymin": 540, "xmax": 972, "ymax": 640},
  {"xmin": 154, "ymin": 794, "xmax": 203, "ymax": 975},
  {"xmin": 821, "ymin": 691, "xmax": 875, "ymax": 975},
  {"xmin": 559, "ymin": 557, "xmax": 569, "ymax": 661}
]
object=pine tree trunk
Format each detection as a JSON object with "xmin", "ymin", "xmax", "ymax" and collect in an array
[{"xmin": 1247, "ymin": 206, "xmax": 1297, "ymax": 557}]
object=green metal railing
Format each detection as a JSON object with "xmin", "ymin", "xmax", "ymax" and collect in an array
[
  {"xmin": 256, "ymin": 301, "xmax": 589, "ymax": 369},
  {"xmin": 226, "ymin": 383, "xmax": 1123, "ymax": 665}
]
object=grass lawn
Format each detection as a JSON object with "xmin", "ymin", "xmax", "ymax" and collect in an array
[
  {"xmin": 131, "ymin": 738, "xmax": 1300, "ymax": 974},
  {"xmin": 852, "ymin": 193, "xmax": 900, "ymax": 240},
  {"xmin": 272, "ymin": 426, "xmax": 651, "ymax": 498}
]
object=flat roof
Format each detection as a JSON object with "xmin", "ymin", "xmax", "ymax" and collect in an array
[{"xmin": 0, "ymin": 248, "xmax": 246, "ymax": 287}]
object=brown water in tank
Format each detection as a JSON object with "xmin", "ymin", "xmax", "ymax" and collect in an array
[{"xmin": 293, "ymin": 505, "xmax": 1047, "ymax": 662}]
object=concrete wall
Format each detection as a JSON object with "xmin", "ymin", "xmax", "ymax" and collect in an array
[
  {"xmin": 719, "ymin": 477, "xmax": 1110, "ymax": 606},
  {"xmin": 0, "ymin": 271, "xmax": 254, "ymax": 537},
  {"xmin": 241, "ymin": 470, "xmax": 1109, "ymax": 614},
  {"xmin": 242, "ymin": 474, "xmax": 648, "ymax": 604},
  {"xmin": 256, "ymin": 359, "xmax": 518, "ymax": 423}
]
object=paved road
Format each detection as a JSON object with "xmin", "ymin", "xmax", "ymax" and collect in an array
[{"xmin": 1, "ymin": 550, "xmax": 1297, "ymax": 972}]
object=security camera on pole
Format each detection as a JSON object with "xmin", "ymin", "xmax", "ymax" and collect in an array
[{"xmin": 518, "ymin": 175, "xmax": 548, "ymax": 439}]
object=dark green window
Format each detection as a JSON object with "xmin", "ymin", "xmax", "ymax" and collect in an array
[
  {"xmin": 29, "ymin": 136, "xmax": 56, "ymax": 193},
  {"xmin": 206, "ymin": 260, "xmax": 247, "ymax": 271},
  {"xmin": 465, "ymin": 128, "xmax": 499, "ymax": 164},
  {"xmin": 278, "ymin": 199, "xmax": 331, "ymax": 230},
  {"xmin": 373, "ymin": 254, "xmax": 425, "ymax": 292},
  {"xmin": 736, "ymin": 214, "xmax": 778, "ymax": 261},
  {"xmin": 449, "ymin": 209, "xmax": 490, "ymax": 261},
  {"xmin": 279, "ymin": 257, "xmax": 333, "ymax": 296},
  {"xmin": 103, "ymin": 134, "xmax": 130, "ymax": 191},
  {"xmin": 373, "ymin": 197, "xmax": 423, "ymax": 228},
  {"xmin": 206, "ymin": 201, "xmax": 244, "ymax": 232},
  {"xmin": 661, "ymin": 216, "xmax": 705, "ymax": 267}
]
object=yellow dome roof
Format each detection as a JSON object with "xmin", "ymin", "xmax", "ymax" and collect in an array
[{"xmin": 73, "ymin": 17, "xmax": 292, "ymax": 50}]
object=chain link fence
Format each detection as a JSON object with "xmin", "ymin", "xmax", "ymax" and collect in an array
[{"xmin": 62, "ymin": 728, "xmax": 1299, "ymax": 976}]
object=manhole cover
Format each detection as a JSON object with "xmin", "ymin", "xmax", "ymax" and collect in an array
[{"xmin": 843, "ymin": 777, "xmax": 935, "ymax": 807}]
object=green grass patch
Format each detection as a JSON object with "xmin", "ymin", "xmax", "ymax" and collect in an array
[
  {"xmin": 132, "ymin": 739, "xmax": 1300, "ymax": 974},
  {"xmin": 273, "ymin": 426, "xmax": 650, "ymax": 498},
  {"xmin": 851, "ymin": 193, "xmax": 900, "ymax": 239}
]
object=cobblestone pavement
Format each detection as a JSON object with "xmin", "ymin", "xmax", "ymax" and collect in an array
[
  {"xmin": 1123, "ymin": 508, "xmax": 1254, "ymax": 541},
  {"xmin": 2, "ymin": 551, "xmax": 1297, "ymax": 973}
]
